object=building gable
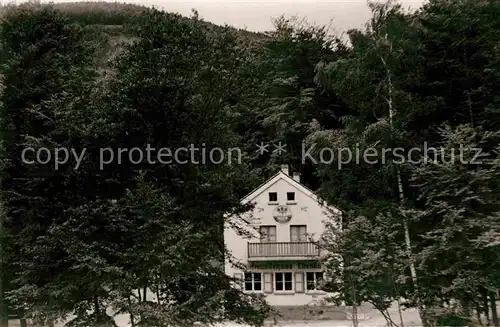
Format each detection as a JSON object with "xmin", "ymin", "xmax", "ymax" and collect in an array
[{"xmin": 241, "ymin": 167, "xmax": 341, "ymax": 216}]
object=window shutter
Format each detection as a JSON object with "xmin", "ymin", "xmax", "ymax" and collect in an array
[
  {"xmin": 259, "ymin": 227, "xmax": 267, "ymax": 241},
  {"xmin": 263, "ymin": 273, "xmax": 273, "ymax": 293},
  {"xmin": 234, "ymin": 273, "xmax": 243, "ymax": 290},
  {"xmin": 290, "ymin": 227, "xmax": 298, "ymax": 241},
  {"xmin": 295, "ymin": 272, "xmax": 304, "ymax": 293},
  {"xmin": 300, "ymin": 226, "xmax": 307, "ymax": 241},
  {"xmin": 269, "ymin": 227, "xmax": 276, "ymax": 241}
]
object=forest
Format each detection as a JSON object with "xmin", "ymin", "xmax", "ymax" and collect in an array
[{"xmin": 0, "ymin": 0, "xmax": 500, "ymax": 326}]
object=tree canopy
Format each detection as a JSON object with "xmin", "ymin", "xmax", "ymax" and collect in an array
[{"xmin": 1, "ymin": 0, "xmax": 500, "ymax": 326}]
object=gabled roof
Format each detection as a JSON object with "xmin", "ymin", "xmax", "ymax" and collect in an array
[{"xmin": 241, "ymin": 168, "xmax": 342, "ymax": 216}]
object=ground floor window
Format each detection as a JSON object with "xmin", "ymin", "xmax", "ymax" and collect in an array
[
  {"xmin": 244, "ymin": 272, "xmax": 262, "ymax": 291},
  {"xmin": 275, "ymin": 272, "xmax": 293, "ymax": 291},
  {"xmin": 306, "ymin": 271, "xmax": 324, "ymax": 291}
]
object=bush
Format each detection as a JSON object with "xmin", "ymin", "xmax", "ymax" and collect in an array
[{"xmin": 436, "ymin": 315, "xmax": 471, "ymax": 326}]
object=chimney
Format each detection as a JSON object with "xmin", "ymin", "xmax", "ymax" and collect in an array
[
  {"xmin": 280, "ymin": 164, "xmax": 289, "ymax": 175},
  {"xmin": 292, "ymin": 172, "xmax": 300, "ymax": 183}
]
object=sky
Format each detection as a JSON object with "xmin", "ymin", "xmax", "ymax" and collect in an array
[{"xmin": 18, "ymin": 0, "xmax": 428, "ymax": 33}]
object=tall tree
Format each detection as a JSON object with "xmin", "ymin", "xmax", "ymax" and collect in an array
[
  {"xmin": 1, "ymin": 4, "xmax": 269, "ymax": 326},
  {"xmin": 0, "ymin": 3, "xmax": 100, "ymax": 325},
  {"xmin": 232, "ymin": 16, "xmax": 348, "ymax": 189},
  {"xmin": 409, "ymin": 124, "xmax": 500, "ymax": 322}
]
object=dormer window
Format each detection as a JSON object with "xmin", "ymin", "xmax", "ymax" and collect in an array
[{"xmin": 268, "ymin": 192, "xmax": 278, "ymax": 202}]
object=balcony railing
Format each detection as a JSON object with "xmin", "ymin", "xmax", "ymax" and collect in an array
[{"xmin": 247, "ymin": 241, "xmax": 320, "ymax": 258}]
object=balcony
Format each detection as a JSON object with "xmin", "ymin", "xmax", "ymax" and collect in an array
[{"xmin": 247, "ymin": 242, "xmax": 320, "ymax": 260}]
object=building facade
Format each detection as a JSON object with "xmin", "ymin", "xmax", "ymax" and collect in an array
[{"xmin": 224, "ymin": 165, "xmax": 342, "ymax": 306}]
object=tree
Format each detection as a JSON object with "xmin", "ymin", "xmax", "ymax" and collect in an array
[
  {"xmin": 415, "ymin": 0, "xmax": 500, "ymax": 132},
  {"xmin": 0, "ymin": 3, "xmax": 100, "ymax": 326},
  {"xmin": 322, "ymin": 211, "xmax": 409, "ymax": 327},
  {"xmin": 231, "ymin": 16, "xmax": 348, "ymax": 189},
  {"xmin": 409, "ymin": 124, "xmax": 500, "ymax": 324},
  {"xmin": 313, "ymin": 2, "xmax": 431, "ymax": 323},
  {"xmin": 1, "ymin": 5, "xmax": 270, "ymax": 326}
]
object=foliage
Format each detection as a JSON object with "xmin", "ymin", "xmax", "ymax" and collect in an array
[
  {"xmin": 1, "ymin": 0, "xmax": 500, "ymax": 326},
  {"xmin": 314, "ymin": 0, "xmax": 500, "ymax": 325},
  {"xmin": 409, "ymin": 124, "xmax": 500, "ymax": 309},
  {"xmin": 0, "ymin": 3, "xmax": 269, "ymax": 327}
]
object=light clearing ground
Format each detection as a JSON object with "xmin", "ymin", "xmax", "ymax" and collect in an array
[{"xmin": 7, "ymin": 302, "xmax": 423, "ymax": 327}]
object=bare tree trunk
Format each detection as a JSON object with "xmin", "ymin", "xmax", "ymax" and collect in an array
[
  {"xmin": 0, "ymin": 196, "xmax": 8, "ymax": 327},
  {"xmin": 94, "ymin": 296, "xmax": 100, "ymax": 316},
  {"xmin": 397, "ymin": 299, "xmax": 405, "ymax": 327},
  {"xmin": 0, "ymin": 286, "xmax": 6, "ymax": 327},
  {"xmin": 18, "ymin": 309, "xmax": 27, "ymax": 327},
  {"xmin": 136, "ymin": 288, "xmax": 144, "ymax": 326},
  {"xmin": 475, "ymin": 307, "xmax": 482, "ymax": 326},
  {"xmin": 0, "ymin": 293, "xmax": 6, "ymax": 327},
  {"xmin": 138, "ymin": 287, "xmax": 147, "ymax": 327},
  {"xmin": 350, "ymin": 280, "xmax": 358, "ymax": 327},
  {"xmin": 352, "ymin": 304, "xmax": 359, "ymax": 327},
  {"xmin": 128, "ymin": 297, "xmax": 135, "ymax": 327},
  {"xmin": 372, "ymin": 303, "xmax": 400, "ymax": 327},
  {"xmin": 381, "ymin": 52, "xmax": 427, "ymax": 327},
  {"xmin": 483, "ymin": 290, "xmax": 490, "ymax": 325},
  {"xmin": 379, "ymin": 308, "xmax": 394, "ymax": 327},
  {"xmin": 490, "ymin": 292, "xmax": 499, "ymax": 326},
  {"xmin": 460, "ymin": 299, "xmax": 471, "ymax": 319}
]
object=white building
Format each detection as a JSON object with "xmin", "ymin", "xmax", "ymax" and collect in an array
[{"xmin": 224, "ymin": 164, "xmax": 342, "ymax": 306}]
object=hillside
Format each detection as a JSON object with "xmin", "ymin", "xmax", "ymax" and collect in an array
[
  {"xmin": 0, "ymin": 1, "xmax": 268, "ymax": 74},
  {"xmin": 52, "ymin": 1, "xmax": 269, "ymax": 42}
]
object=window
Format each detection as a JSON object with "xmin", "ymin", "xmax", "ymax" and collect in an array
[
  {"xmin": 275, "ymin": 272, "xmax": 293, "ymax": 291},
  {"xmin": 268, "ymin": 192, "xmax": 278, "ymax": 202},
  {"xmin": 244, "ymin": 272, "xmax": 262, "ymax": 291},
  {"xmin": 306, "ymin": 272, "xmax": 324, "ymax": 291},
  {"xmin": 260, "ymin": 225, "xmax": 276, "ymax": 242},
  {"xmin": 290, "ymin": 225, "xmax": 307, "ymax": 241},
  {"xmin": 287, "ymin": 192, "xmax": 295, "ymax": 201}
]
